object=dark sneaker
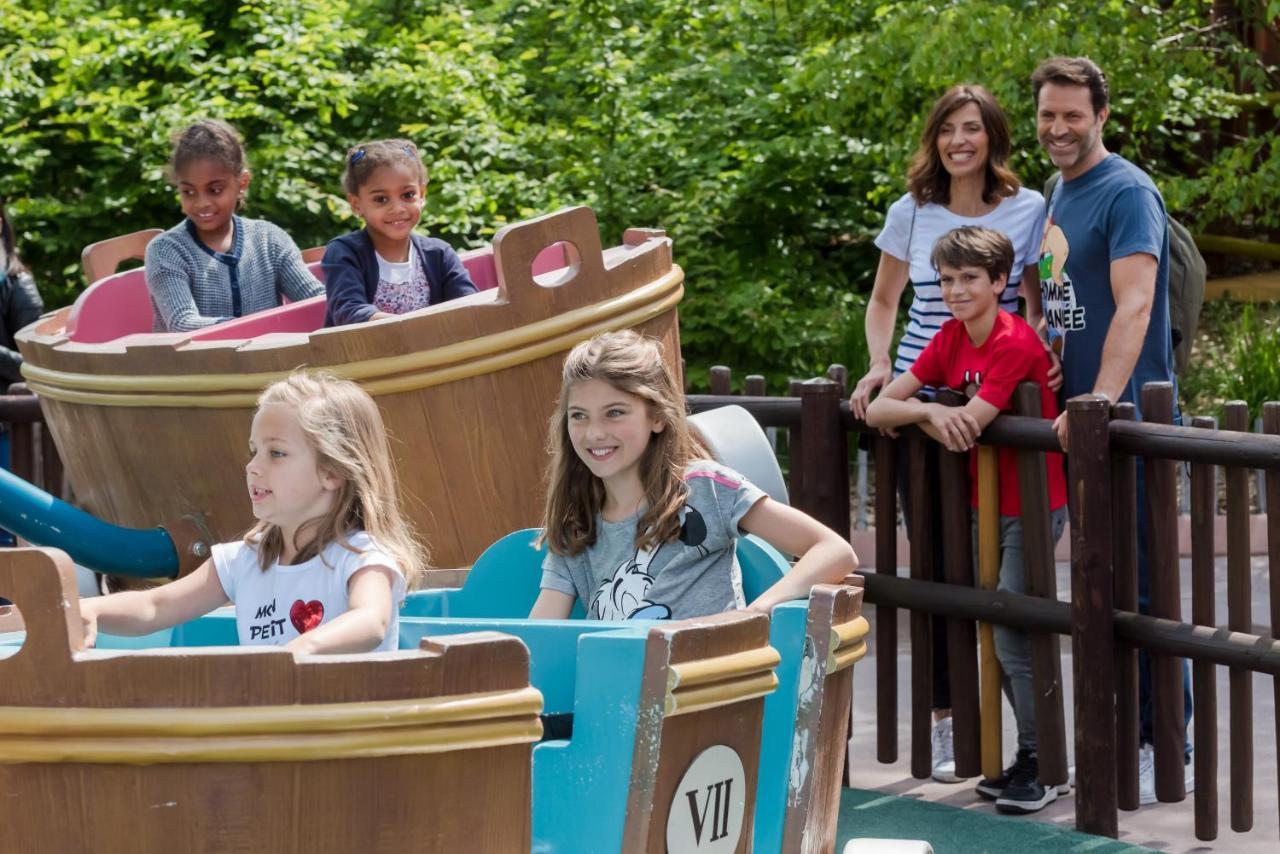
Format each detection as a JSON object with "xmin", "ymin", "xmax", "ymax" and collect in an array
[
  {"xmin": 977, "ymin": 749, "xmax": 1071, "ymax": 803},
  {"xmin": 995, "ymin": 751, "xmax": 1059, "ymax": 814},
  {"xmin": 974, "ymin": 754, "xmax": 1019, "ymax": 801}
]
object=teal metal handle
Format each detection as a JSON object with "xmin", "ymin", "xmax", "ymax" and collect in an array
[{"xmin": 0, "ymin": 466, "xmax": 178, "ymax": 578}]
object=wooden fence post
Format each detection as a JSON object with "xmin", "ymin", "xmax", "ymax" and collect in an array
[
  {"xmin": 709, "ymin": 365, "xmax": 732, "ymax": 396},
  {"xmin": 789, "ymin": 379, "xmax": 806, "ymax": 508},
  {"xmin": 1067, "ymin": 394, "xmax": 1118, "ymax": 837},
  {"xmin": 1142, "ymin": 382, "xmax": 1186, "ymax": 805},
  {"xmin": 1111, "ymin": 402, "xmax": 1140, "ymax": 810},
  {"xmin": 1190, "ymin": 415, "xmax": 1219, "ymax": 840},
  {"xmin": 906, "ymin": 430, "xmax": 933, "ymax": 780},
  {"xmin": 1263, "ymin": 402, "xmax": 1280, "ymax": 837},
  {"xmin": 874, "ymin": 434, "xmax": 898, "ymax": 764},
  {"xmin": 935, "ymin": 389, "xmax": 980, "ymax": 778},
  {"xmin": 1013, "ymin": 383, "xmax": 1067, "ymax": 788},
  {"xmin": 976, "ymin": 442, "xmax": 1003, "ymax": 780},
  {"xmin": 796, "ymin": 378, "xmax": 850, "ymax": 539},
  {"xmin": 7, "ymin": 385, "xmax": 36, "ymax": 490},
  {"xmin": 1224, "ymin": 400, "xmax": 1253, "ymax": 829}
]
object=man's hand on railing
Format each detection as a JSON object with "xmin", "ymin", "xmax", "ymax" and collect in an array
[{"xmin": 1052, "ymin": 411, "xmax": 1068, "ymax": 451}]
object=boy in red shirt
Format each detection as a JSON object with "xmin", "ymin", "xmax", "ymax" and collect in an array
[{"xmin": 866, "ymin": 225, "xmax": 1068, "ymax": 814}]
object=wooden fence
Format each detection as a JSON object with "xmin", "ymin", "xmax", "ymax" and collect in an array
[{"xmin": 688, "ymin": 367, "xmax": 1280, "ymax": 841}]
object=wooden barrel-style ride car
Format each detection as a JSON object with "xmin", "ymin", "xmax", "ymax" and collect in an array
[
  {"xmin": 0, "ymin": 548, "xmax": 542, "ymax": 853},
  {"xmin": 15, "ymin": 207, "xmax": 683, "ymax": 571}
]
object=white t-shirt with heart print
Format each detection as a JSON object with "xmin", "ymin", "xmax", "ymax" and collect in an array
[{"xmin": 212, "ymin": 530, "xmax": 406, "ymax": 651}]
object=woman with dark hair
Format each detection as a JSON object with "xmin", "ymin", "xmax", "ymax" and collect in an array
[
  {"xmin": 0, "ymin": 201, "xmax": 43, "ymax": 391},
  {"xmin": 848, "ymin": 85, "xmax": 1055, "ymax": 785}
]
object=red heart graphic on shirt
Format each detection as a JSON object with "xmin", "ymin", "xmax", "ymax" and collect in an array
[{"xmin": 289, "ymin": 599, "xmax": 324, "ymax": 634}]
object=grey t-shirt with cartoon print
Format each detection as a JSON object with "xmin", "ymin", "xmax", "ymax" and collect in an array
[{"xmin": 540, "ymin": 459, "xmax": 767, "ymax": 620}]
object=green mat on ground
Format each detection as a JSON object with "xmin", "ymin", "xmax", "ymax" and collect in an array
[{"xmin": 836, "ymin": 789, "xmax": 1154, "ymax": 853}]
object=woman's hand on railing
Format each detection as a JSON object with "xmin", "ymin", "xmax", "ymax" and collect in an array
[{"xmin": 850, "ymin": 358, "xmax": 893, "ymax": 422}]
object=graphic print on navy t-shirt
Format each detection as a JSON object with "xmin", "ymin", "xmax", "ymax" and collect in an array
[
  {"xmin": 590, "ymin": 505, "xmax": 709, "ymax": 620},
  {"xmin": 1039, "ymin": 220, "xmax": 1087, "ymax": 362}
]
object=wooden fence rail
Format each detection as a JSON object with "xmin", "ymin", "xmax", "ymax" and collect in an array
[{"xmin": 690, "ymin": 366, "xmax": 1280, "ymax": 841}]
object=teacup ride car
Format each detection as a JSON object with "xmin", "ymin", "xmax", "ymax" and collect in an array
[
  {"xmin": 14, "ymin": 207, "xmax": 683, "ymax": 572},
  {"xmin": 388, "ymin": 404, "xmax": 870, "ymax": 852},
  {"xmin": 0, "ymin": 549, "xmax": 542, "ymax": 853}
]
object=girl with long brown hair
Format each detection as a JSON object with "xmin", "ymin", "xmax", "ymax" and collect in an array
[
  {"xmin": 81, "ymin": 371, "xmax": 425, "ymax": 653},
  {"xmin": 530, "ymin": 330, "xmax": 856, "ymax": 621}
]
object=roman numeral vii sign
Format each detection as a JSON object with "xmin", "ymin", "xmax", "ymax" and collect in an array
[{"xmin": 666, "ymin": 744, "xmax": 746, "ymax": 852}]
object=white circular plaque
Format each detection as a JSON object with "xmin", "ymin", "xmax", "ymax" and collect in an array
[{"xmin": 665, "ymin": 743, "xmax": 746, "ymax": 853}]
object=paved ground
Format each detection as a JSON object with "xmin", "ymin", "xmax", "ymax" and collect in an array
[{"xmin": 846, "ymin": 554, "xmax": 1279, "ymax": 853}]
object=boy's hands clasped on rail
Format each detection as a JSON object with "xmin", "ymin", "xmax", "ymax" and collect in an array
[{"xmin": 922, "ymin": 402, "xmax": 983, "ymax": 452}]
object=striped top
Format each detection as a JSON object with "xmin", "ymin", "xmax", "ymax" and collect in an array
[
  {"xmin": 144, "ymin": 216, "xmax": 323, "ymax": 332},
  {"xmin": 874, "ymin": 188, "xmax": 1046, "ymax": 379}
]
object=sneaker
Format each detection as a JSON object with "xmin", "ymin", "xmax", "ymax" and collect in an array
[
  {"xmin": 931, "ymin": 717, "xmax": 962, "ymax": 783},
  {"xmin": 995, "ymin": 750, "xmax": 1059, "ymax": 814},
  {"xmin": 1137, "ymin": 744, "xmax": 1194, "ymax": 805},
  {"xmin": 975, "ymin": 755, "xmax": 1016, "ymax": 801},
  {"xmin": 977, "ymin": 751, "xmax": 1073, "ymax": 801}
]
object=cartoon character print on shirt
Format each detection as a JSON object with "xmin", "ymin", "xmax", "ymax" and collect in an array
[
  {"xmin": 589, "ymin": 505, "xmax": 711, "ymax": 620},
  {"xmin": 962, "ymin": 370, "xmax": 982, "ymax": 400},
  {"xmin": 1038, "ymin": 219, "xmax": 1086, "ymax": 362}
]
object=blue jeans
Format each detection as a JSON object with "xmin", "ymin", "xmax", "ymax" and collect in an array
[
  {"xmin": 971, "ymin": 507, "xmax": 1069, "ymax": 752},
  {"xmin": 1134, "ymin": 457, "xmax": 1193, "ymax": 757}
]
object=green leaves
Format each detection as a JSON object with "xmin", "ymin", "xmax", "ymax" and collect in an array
[{"xmin": 0, "ymin": 0, "xmax": 1272, "ymax": 387}]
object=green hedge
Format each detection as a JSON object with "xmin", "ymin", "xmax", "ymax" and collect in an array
[{"xmin": 1, "ymin": 0, "xmax": 1272, "ymax": 387}]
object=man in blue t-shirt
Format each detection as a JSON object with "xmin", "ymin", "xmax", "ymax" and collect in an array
[{"xmin": 1032, "ymin": 55, "xmax": 1190, "ymax": 805}]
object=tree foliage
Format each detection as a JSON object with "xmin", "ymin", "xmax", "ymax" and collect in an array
[{"xmin": 1, "ymin": 0, "xmax": 1274, "ymax": 386}]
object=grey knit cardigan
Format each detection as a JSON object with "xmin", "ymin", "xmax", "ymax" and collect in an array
[{"xmin": 144, "ymin": 216, "xmax": 323, "ymax": 332}]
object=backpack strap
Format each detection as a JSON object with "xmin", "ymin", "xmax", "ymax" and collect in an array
[{"xmin": 1044, "ymin": 172, "xmax": 1062, "ymax": 220}]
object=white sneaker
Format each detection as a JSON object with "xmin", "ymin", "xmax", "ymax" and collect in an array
[
  {"xmin": 1138, "ymin": 743, "xmax": 1194, "ymax": 805},
  {"xmin": 931, "ymin": 717, "xmax": 962, "ymax": 783}
]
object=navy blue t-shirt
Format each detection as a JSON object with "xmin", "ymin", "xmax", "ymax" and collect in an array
[{"xmin": 1037, "ymin": 154, "xmax": 1174, "ymax": 416}]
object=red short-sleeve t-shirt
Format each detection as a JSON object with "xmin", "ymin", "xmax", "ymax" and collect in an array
[{"xmin": 909, "ymin": 311, "xmax": 1068, "ymax": 516}]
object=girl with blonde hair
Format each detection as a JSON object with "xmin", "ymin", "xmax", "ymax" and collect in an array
[
  {"xmin": 530, "ymin": 330, "xmax": 856, "ymax": 621},
  {"xmin": 82, "ymin": 371, "xmax": 425, "ymax": 653}
]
